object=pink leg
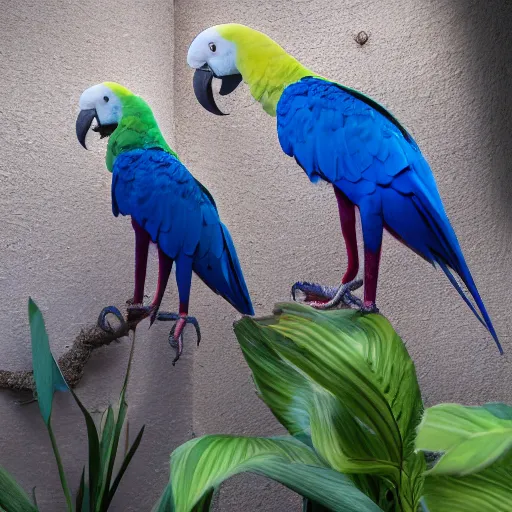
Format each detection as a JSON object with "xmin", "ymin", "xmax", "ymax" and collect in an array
[
  {"xmin": 131, "ymin": 219, "xmax": 150, "ymax": 305},
  {"xmin": 334, "ymin": 187, "xmax": 359, "ymax": 284},
  {"xmin": 127, "ymin": 245, "xmax": 174, "ymax": 325},
  {"xmin": 363, "ymin": 247, "xmax": 382, "ymax": 308},
  {"xmin": 359, "ymin": 200, "xmax": 383, "ymax": 311},
  {"xmin": 150, "ymin": 247, "xmax": 174, "ymax": 312}
]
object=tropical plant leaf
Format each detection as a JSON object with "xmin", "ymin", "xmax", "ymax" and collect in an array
[
  {"xmin": 70, "ymin": 388, "xmax": 101, "ymax": 508},
  {"xmin": 76, "ymin": 467, "xmax": 89, "ymax": 512},
  {"xmin": 104, "ymin": 425, "xmax": 145, "ymax": 509},
  {"xmin": 416, "ymin": 403, "xmax": 512, "ymax": 475},
  {"xmin": 164, "ymin": 435, "xmax": 383, "ymax": 512},
  {"xmin": 0, "ymin": 464, "xmax": 38, "ymax": 512},
  {"xmin": 152, "ymin": 484, "xmax": 174, "ymax": 512},
  {"xmin": 28, "ymin": 298, "xmax": 73, "ymax": 510},
  {"xmin": 234, "ymin": 303, "xmax": 424, "ymax": 507},
  {"xmin": 28, "ymin": 298, "xmax": 68, "ymax": 425},
  {"xmin": 422, "ymin": 464, "xmax": 512, "ymax": 511},
  {"xmin": 97, "ymin": 335, "xmax": 136, "ymax": 511}
]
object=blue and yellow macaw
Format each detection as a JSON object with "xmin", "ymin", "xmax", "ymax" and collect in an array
[
  {"xmin": 187, "ymin": 24, "xmax": 501, "ymax": 352},
  {"xmin": 76, "ymin": 82, "xmax": 254, "ymax": 362}
]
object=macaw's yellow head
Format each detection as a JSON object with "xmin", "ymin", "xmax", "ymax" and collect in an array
[{"xmin": 187, "ymin": 23, "xmax": 311, "ymax": 116}]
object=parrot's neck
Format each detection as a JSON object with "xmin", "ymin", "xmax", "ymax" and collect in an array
[
  {"xmin": 240, "ymin": 53, "xmax": 314, "ymax": 116},
  {"xmin": 106, "ymin": 95, "xmax": 177, "ymax": 171},
  {"xmin": 234, "ymin": 38, "xmax": 316, "ymax": 116}
]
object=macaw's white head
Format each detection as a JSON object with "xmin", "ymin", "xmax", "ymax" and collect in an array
[
  {"xmin": 76, "ymin": 82, "xmax": 129, "ymax": 149},
  {"xmin": 187, "ymin": 24, "xmax": 256, "ymax": 115}
]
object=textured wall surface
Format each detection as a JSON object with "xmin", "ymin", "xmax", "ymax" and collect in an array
[
  {"xmin": 1, "ymin": 0, "xmax": 511, "ymax": 510},
  {"xmin": 0, "ymin": 1, "xmax": 192, "ymax": 511}
]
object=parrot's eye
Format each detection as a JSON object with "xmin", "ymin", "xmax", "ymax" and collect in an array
[
  {"xmin": 208, "ymin": 42, "xmax": 216, "ymax": 52},
  {"xmin": 103, "ymin": 96, "xmax": 109, "ymax": 103}
]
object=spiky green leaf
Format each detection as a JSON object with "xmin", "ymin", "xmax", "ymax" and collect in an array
[
  {"xmin": 28, "ymin": 298, "xmax": 68, "ymax": 425},
  {"xmin": 70, "ymin": 388, "xmax": 101, "ymax": 508},
  {"xmin": 416, "ymin": 403, "xmax": 512, "ymax": 475},
  {"xmin": 0, "ymin": 465, "xmax": 38, "ymax": 512},
  {"xmin": 165, "ymin": 435, "xmax": 383, "ymax": 512},
  {"xmin": 104, "ymin": 425, "xmax": 145, "ymax": 509}
]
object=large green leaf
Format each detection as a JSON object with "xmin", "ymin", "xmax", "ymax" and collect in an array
[
  {"xmin": 164, "ymin": 435, "xmax": 383, "ymax": 512},
  {"xmin": 28, "ymin": 298, "xmax": 72, "ymax": 510},
  {"xmin": 28, "ymin": 298, "xmax": 68, "ymax": 425},
  {"xmin": 234, "ymin": 303, "xmax": 424, "ymax": 508},
  {"xmin": 416, "ymin": 403, "xmax": 512, "ymax": 475},
  {"xmin": 0, "ymin": 465, "xmax": 38, "ymax": 512},
  {"xmin": 422, "ymin": 464, "xmax": 512, "ymax": 511}
]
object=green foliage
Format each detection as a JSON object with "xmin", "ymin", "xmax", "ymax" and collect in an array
[
  {"xmin": 162, "ymin": 302, "xmax": 512, "ymax": 511},
  {"xmin": 0, "ymin": 465, "xmax": 37, "ymax": 512},
  {"xmin": 0, "ymin": 299, "xmax": 144, "ymax": 512},
  {"xmin": 160, "ymin": 435, "xmax": 381, "ymax": 512},
  {"xmin": 416, "ymin": 403, "xmax": 512, "ymax": 511},
  {"xmin": 159, "ymin": 303, "xmax": 426, "ymax": 511},
  {"xmin": 417, "ymin": 403, "xmax": 512, "ymax": 476},
  {"xmin": 28, "ymin": 298, "xmax": 68, "ymax": 425},
  {"xmin": 4, "ymin": 299, "xmax": 512, "ymax": 512}
]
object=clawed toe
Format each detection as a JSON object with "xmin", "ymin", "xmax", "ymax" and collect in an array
[
  {"xmin": 158, "ymin": 313, "xmax": 201, "ymax": 365},
  {"xmin": 291, "ymin": 281, "xmax": 340, "ymax": 303},
  {"xmin": 291, "ymin": 279, "xmax": 363, "ymax": 310},
  {"xmin": 97, "ymin": 306, "xmax": 127, "ymax": 333}
]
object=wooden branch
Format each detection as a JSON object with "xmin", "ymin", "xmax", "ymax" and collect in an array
[{"xmin": 0, "ymin": 308, "xmax": 135, "ymax": 393}]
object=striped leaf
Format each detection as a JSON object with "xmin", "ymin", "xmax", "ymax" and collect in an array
[
  {"xmin": 161, "ymin": 435, "xmax": 383, "ymax": 512},
  {"xmin": 416, "ymin": 403, "xmax": 512, "ymax": 475},
  {"xmin": 422, "ymin": 464, "xmax": 512, "ymax": 512},
  {"xmin": 234, "ymin": 302, "xmax": 424, "ymax": 509}
]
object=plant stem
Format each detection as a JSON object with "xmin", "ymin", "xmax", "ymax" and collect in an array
[{"xmin": 47, "ymin": 423, "xmax": 73, "ymax": 512}]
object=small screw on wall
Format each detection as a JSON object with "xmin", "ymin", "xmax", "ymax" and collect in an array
[{"xmin": 355, "ymin": 31, "xmax": 369, "ymax": 46}]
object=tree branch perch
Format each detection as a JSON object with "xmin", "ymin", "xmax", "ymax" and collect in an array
[{"xmin": 0, "ymin": 306, "xmax": 135, "ymax": 393}]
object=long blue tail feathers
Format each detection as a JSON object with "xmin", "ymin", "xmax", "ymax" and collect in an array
[{"xmin": 436, "ymin": 257, "xmax": 502, "ymax": 354}]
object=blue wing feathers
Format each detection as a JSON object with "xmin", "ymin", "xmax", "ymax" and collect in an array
[
  {"xmin": 112, "ymin": 149, "xmax": 253, "ymax": 315},
  {"xmin": 277, "ymin": 76, "xmax": 500, "ymax": 349}
]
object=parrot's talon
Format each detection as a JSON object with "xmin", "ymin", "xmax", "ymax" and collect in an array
[
  {"xmin": 98, "ymin": 306, "xmax": 126, "ymax": 333},
  {"xmin": 291, "ymin": 279, "xmax": 363, "ymax": 310},
  {"xmin": 168, "ymin": 324, "xmax": 184, "ymax": 366},
  {"xmin": 163, "ymin": 315, "xmax": 201, "ymax": 365}
]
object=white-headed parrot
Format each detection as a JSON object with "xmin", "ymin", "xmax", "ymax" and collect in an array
[
  {"xmin": 76, "ymin": 82, "xmax": 254, "ymax": 363},
  {"xmin": 187, "ymin": 24, "xmax": 501, "ymax": 352}
]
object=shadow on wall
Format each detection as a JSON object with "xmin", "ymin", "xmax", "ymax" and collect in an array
[{"xmin": 455, "ymin": 0, "xmax": 512, "ymax": 220}]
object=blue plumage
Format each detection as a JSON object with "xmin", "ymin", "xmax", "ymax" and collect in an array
[
  {"xmin": 112, "ymin": 148, "xmax": 254, "ymax": 316},
  {"xmin": 277, "ymin": 77, "xmax": 500, "ymax": 351}
]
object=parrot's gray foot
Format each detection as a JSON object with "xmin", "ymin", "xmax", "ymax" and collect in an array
[
  {"xmin": 98, "ymin": 306, "xmax": 127, "ymax": 333},
  {"xmin": 158, "ymin": 313, "xmax": 201, "ymax": 365},
  {"xmin": 291, "ymin": 279, "xmax": 363, "ymax": 310},
  {"xmin": 360, "ymin": 302, "xmax": 380, "ymax": 314}
]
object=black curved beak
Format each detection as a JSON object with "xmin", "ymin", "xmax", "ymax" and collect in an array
[
  {"xmin": 192, "ymin": 65, "xmax": 243, "ymax": 116},
  {"xmin": 76, "ymin": 108, "xmax": 97, "ymax": 150}
]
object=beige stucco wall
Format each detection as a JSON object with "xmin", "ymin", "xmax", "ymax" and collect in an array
[{"xmin": 1, "ymin": 0, "xmax": 511, "ymax": 510}]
